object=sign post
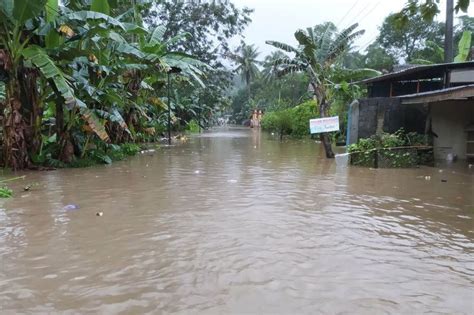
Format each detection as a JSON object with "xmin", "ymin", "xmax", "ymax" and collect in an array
[{"xmin": 309, "ymin": 116, "xmax": 340, "ymax": 134}]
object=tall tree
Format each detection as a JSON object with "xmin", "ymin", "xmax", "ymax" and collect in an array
[
  {"xmin": 267, "ymin": 23, "xmax": 379, "ymax": 158},
  {"xmin": 262, "ymin": 51, "xmax": 288, "ymax": 82},
  {"xmin": 363, "ymin": 43, "xmax": 396, "ymax": 72},
  {"xmin": 143, "ymin": 1, "xmax": 253, "ymax": 124},
  {"xmin": 231, "ymin": 42, "xmax": 260, "ymax": 86},
  {"xmin": 395, "ymin": 0, "xmax": 470, "ymax": 24},
  {"xmin": 377, "ymin": 13, "xmax": 445, "ymax": 62}
]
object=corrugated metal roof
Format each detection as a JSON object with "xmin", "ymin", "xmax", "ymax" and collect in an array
[
  {"xmin": 397, "ymin": 84, "xmax": 474, "ymax": 104},
  {"xmin": 360, "ymin": 61, "xmax": 474, "ymax": 84}
]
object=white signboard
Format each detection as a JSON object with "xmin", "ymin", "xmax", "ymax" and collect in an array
[{"xmin": 309, "ymin": 116, "xmax": 339, "ymax": 134}]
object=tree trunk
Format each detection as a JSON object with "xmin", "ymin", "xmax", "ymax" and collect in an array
[
  {"xmin": 55, "ymin": 99, "xmax": 73, "ymax": 163},
  {"xmin": 3, "ymin": 79, "xmax": 30, "ymax": 170},
  {"xmin": 3, "ymin": 106, "xmax": 29, "ymax": 170},
  {"xmin": 19, "ymin": 68, "xmax": 42, "ymax": 157},
  {"xmin": 313, "ymin": 87, "xmax": 335, "ymax": 159}
]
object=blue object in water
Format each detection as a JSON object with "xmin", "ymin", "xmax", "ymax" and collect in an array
[{"xmin": 63, "ymin": 204, "xmax": 79, "ymax": 211}]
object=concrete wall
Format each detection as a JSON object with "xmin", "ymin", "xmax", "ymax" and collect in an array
[
  {"xmin": 431, "ymin": 100, "xmax": 474, "ymax": 160},
  {"xmin": 348, "ymin": 97, "xmax": 427, "ymax": 144}
]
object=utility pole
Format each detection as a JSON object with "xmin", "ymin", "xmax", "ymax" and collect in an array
[{"xmin": 444, "ymin": 0, "xmax": 454, "ymax": 63}]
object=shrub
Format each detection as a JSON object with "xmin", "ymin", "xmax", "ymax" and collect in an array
[
  {"xmin": 186, "ymin": 119, "xmax": 200, "ymax": 133},
  {"xmin": 289, "ymin": 100, "xmax": 317, "ymax": 137},
  {"xmin": 348, "ymin": 129, "xmax": 432, "ymax": 168},
  {"xmin": 120, "ymin": 143, "xmax": 141, "ymax": 156},
  {"xmin": 261, "ymin": 100, "xmax": 317, "ymax": 138}
]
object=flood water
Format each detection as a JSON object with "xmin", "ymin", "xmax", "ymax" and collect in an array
[{"xmin": 1, "ymin": 127, "xmax": 473, "ymax": 314}]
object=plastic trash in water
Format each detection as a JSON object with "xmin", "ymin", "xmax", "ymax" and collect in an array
[{"xmin": 64, "ymin": 204, "xmax": 79, "ymax": 211}]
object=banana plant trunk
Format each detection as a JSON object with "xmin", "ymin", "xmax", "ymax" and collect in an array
[
  {"xmin": 19, "ymin": 68, "xmax": 43, "ymax": 157},
  {"xmin": 313, "ymin": 84, "xmax": 335, "ymax": 159},
  {"xmin": 3, "ymin": 77, "xmax": 30, "ymax": 170}
]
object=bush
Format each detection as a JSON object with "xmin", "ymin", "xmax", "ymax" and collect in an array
[
  {"xmin": 348, "ymin": 129, "xmax": 432, "ymax": 168},
  {"xmin": 261, "ymin": 100, "xmax": 317, "ymax": 138},
  {"xmin": 120, "ymin": 143, "xmax": 141, "ymax": 156},
  {"xmin": 186, "ymin": 119, "xmax": 200, "ymax": 133}
]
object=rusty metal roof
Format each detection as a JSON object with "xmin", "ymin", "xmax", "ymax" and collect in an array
[
  {"xmin": 397, "ymin": 84, "xmax": 474, "ymax": 104},
  {"xmin": 360, "ymin": 61, "xmax": 474, "ymax": 84}
]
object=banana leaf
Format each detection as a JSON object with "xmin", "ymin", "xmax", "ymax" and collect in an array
[
  {"xmin": 21, "ymin": 45, "xmax": 76, "ymax": 105},
  {"xmin": 454, "ymin": 31, "xmax": 472, "ymax": 62},
  {"xmin": 91, "ymin": 0, "xmax": 110, "ymax": 15},
  {"xmin": 81, "ymin": 108, "xmax": 110, "ymax": 142}
]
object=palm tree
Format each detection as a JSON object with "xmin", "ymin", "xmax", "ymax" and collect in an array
[
  {"xmin": 231, "ymin": 42, "xmax": 261, "ymax": 86},
  {"xmin": 230, "ymin": 41, "xmax": 260, "ymax": 112},
  {"xmin": 262, "ymin": 51, "xmax": 288, "ymax": 82},
  {"xmin": 266, "ymin": 23, "xmax": 379, "ymax": 158}
]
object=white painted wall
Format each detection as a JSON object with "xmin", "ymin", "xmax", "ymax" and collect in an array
[{"xmin": 431, "ymin": 100, "xmax": 474, "ymax": 160}]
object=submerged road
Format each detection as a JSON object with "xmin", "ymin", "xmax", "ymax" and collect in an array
[{"xmin": 1, "ymin": 127, "xmax": 473, "ymax": 314}]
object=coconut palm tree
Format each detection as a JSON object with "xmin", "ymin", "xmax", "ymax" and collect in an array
[
  {"xmin": 231, "ymin": 41, "xmax": 261, "ymax": 86},
  {"xmin": 266, "ymin": 23, "xmax": 379, "ymax": 158}
]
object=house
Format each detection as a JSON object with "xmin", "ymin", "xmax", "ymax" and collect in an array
[{"xmin": 347, "ymin": 61, "xmax": 474, "ymax": 161}]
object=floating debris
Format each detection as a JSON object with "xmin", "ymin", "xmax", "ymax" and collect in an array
[
  {"xmin": 140, "ymin": 149, "xmax": 156, "ymax": 154},
  {"xmin": 424, "ymin": 176, "xmax": 431, "ymax": 180},
  {"xmin": 64, "ymin": 204, "xmax": 79, "ymax": 211}
]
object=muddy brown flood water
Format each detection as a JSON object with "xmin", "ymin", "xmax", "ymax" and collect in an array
[{"xmin": 0, "ymin": 127, "xmax": 473, "ymax": 314}]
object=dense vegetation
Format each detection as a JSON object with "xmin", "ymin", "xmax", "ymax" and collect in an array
[
  {"xmin": 348, "ymin": 129, "xmax": 433, "ymax": 168},
  {"xmin": 231, "ymin": 5, "xmax": 472, "ymax": 158},
  {"xmin": 0, "ymin": 0, "xmax": 472, "ymax": 172},
  {"xmin": 0, "ymin": 0, "xmax": 252, "ymax": 170}
]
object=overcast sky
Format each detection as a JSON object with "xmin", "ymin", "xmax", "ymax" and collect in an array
[{"xmin": 230, "ymin": 0, "xmax": 474, "ymax": 57}]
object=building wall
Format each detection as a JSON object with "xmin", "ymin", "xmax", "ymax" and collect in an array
[
  {"xmin": 348, "ymin": 97, "xmax": 427, "ymax": 145},
  {"xmin": 431, "ymin": 100, "xmax": 474, "ymax": 160}
]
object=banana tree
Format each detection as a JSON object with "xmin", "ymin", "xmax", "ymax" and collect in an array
[
  {"xmin": 266, "ymin": 23, "xmax": 379, "ymax": 158},
  {"xmin": 0, "ymin": 0, "xmax": 82, "ymax": 169}
]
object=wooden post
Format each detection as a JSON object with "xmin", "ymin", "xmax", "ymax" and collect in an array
[{"xmin": 444, "ymin": 0, "xmax": 454, "ymax": 63}]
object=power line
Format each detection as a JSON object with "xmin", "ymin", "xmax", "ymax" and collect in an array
[
  {"xmin": 358, "ymin": 1, "xmax": 382, "ymax": 22},
  {"xmin": 358, "ymin": 35, "xmax": 378, "ymax": 52},
  {"xmin": 342, "ymin": 1, "xmax": 373, "ymax": 29},
  {"xmin": 336, "ymin": 0, "xmax": 360, "ymax": 29}
]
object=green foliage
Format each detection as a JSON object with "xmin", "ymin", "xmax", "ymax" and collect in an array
[
  {"xmin": 454, "ymin": 31, "xmax": 472, "ymax": 62},
  {"xmin": 0, "ymin": 81, "xmax": 5, "ymax": 102},
  {"xmin": 0, "ymin": 186, "xmax": 13, "ymax": 198},
  {"xmin": 0, "ymin": 176, "xmax": 26, "ymax": 198},
  {"xmin": 91, "ymin": 0, "xmax": 110, "ymax": 15},
  {"xmin": 0, "ymin": 0, "xmax": 233, "ymax": 170},
  {"xmin": 348, "ymin": 129, "xmax": 431, "ymax": 168},
  {"xmin": 261, "ymin": 100, "xmax": 317, "ymax": 138},
  {"xmin": 378, "ymin": 12, "xmax": 445, "ymax": 61},
  {"xmin": 362, "ymin": 43, "xmax": 396, "ymax": 72},
  {"xmin": 230, "ymin": 42, "xmax": 261, "ymax": 86},
  {"xmin": 231, "ymin": 71, "xmax": 309, "ymax": 124},
  {"xmin": 120, "ymin": 143, "xmax": 141, "ymax": 156},
  {"xmin": 395, "ymin": 0, "xmax": 470, "ymax": 24},
  {"xmin": 187, "ymin": 119, "xmax": 200, "ymax": 133}
]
